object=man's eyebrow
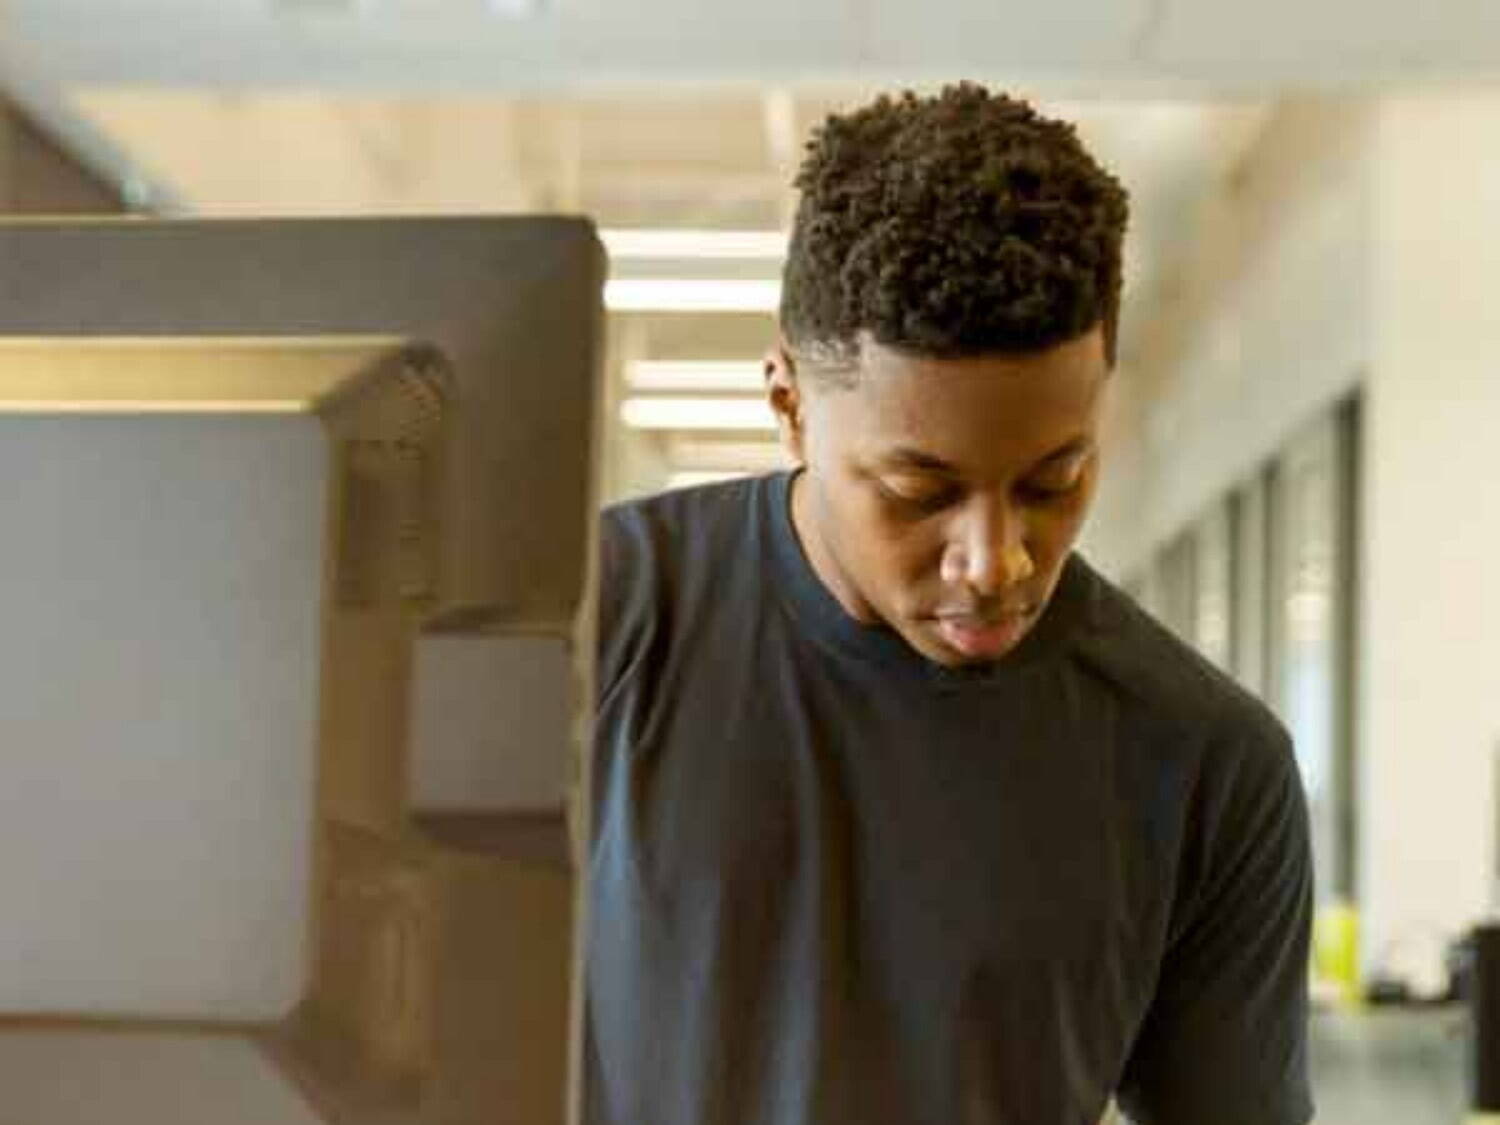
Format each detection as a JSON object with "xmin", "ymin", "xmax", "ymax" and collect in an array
[
  {"xmin": 1036, "ymin": 437, "xmax": 1094, "ymax": 465},
  {"xmin": 880, "ymin": 448, "xmax": 958, "ymax": 473}
]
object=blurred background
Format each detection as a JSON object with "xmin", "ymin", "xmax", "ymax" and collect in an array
[{"xmin": 0, "ymin": 1, "xmax": 1497, "ymax": 1123}]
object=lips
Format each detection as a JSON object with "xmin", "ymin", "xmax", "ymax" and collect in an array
[{"xmin": 933, "ymin": 610, "xmax": 1034, "ymax": 661}]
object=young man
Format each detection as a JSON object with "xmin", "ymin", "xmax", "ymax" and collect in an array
[{"xmin": 586, "ymin": 85, "xmax": 1313, "ymax": 1125}]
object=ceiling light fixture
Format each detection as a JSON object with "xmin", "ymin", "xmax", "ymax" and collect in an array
[
  {"xmin": 279, "ymin": 0, "xmax": 540, "ymax": 16},
  {"xmin": 605, "ymin": 279, "xmax": 782, "ymax": 314},
  {"xmin": 628, "ymin": 361, "xmax": 765, "ymax": 393},
  {"xmin": 667, "ymin": 439, "xmax": 790, "ymax": 472},
  {"xmin": 620, "ymin": 396, "xmax": 776, "ymax": 431},
  {"xmin": 0, "ymin": 399, "xmax": 309, "ymax": 414},
  {"xmin": 601, "ymin": 230, "xmax": 787, "ymax": 261},
  {"xmin": 666, "ymin": 470, "xmax": 748, "ymax": 491}
]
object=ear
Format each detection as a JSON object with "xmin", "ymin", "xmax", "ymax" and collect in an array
[{"xmin": 765, "ymin": 342, "xmax": 807, "ymax": 465}]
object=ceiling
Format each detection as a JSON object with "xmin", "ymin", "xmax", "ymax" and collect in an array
[
  {"xmin": 0, "ymin": 0, "xmax": 1492, "ymax": 490},
  {"xmin": 4, "ymin": 0, "xmax": 1499, "ymax": 91},
  {"xmin": 35, "ymin": 89, "xmax": 1272, "ymax": 483}
]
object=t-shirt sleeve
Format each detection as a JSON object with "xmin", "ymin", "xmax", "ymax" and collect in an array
[
  {"xmin": 595, "ymin": 505, "xmax": 654, "ymax": 708},
  {"xmin": 1116, "ymin": 709, "xmax": 1315, "ymax": 1125},
  {"xmin": 585, "ymin": 505, "xmax": 654, "ymax": 849}
]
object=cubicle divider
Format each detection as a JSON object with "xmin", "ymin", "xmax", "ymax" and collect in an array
[{"xmin": 0, "ymin": 217, "xmax": 605, "ymax": 1125}]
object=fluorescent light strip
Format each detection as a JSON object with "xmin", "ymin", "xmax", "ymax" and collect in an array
[
  {"xmin": 668, "ymin": 439, "xmax": 790, "ymax": 472},
  {"xmin": 628, "ymin": 361, "xmax": 765, "ymax": 393},
  {"xmin": 605, "ymin": 279, "xmax": 782, "ymax": 314},
  {"xmin": 290, "ymin": 0, "xmax": 540, "ymax": 18},
  {"xmin": 601, "ymin": 229, "xmax": 787, "ymax": 261},
  {"xmin": 0, "ymin": 400, "xmax": 310, "ymax": 414},
  {"xmin": 667, "ymin": 470, "xmax": 748, "ymax": 491},
  {"xmin": 620, "ymin": 396, "xmax": 776, "ymax": 431}
]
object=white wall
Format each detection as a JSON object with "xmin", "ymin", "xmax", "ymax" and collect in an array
[
  {"xmin": 1360, "ymin": 92, "xmax": 1500, "ymax": 961},
  {"xmin": 1091, "ymin": 91, "xmax": 1500, "ymax": 974},
  {"xmin": 1088, "ymin": 98, "xmax": 1373, "ymax": 579},
  {"xmin": 0, "ymin": 415, "xmax": 325, "ymax": 1021}
]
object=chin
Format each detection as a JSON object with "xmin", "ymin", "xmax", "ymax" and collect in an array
[{"xmin": 900, "ymin": 629, "xmax": 984, "ymax": 669}]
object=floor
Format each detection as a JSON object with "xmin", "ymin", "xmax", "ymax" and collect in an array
[
  {"xmin": 1121, "ymin": 1007, "xmax": 1469, "ymax": 1124},
  {"xmin": 1308, "ymin": 1006, "xmax": 1469, "ymax": 1125},
  {"xmin": 0, "ymin": 1029, "xmax": 325, "ymax": 1125},
  {"xmin": 0, "ymin": 1010, "xmax": 1471, "ymax": 1125}
]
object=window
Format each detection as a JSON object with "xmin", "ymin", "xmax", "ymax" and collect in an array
[
  {"xmin": 1266, "ymin": 401, "xmax": 1360, "ymax": 905},
  {"xmin": 1126, "ymin": 394, "xmax": 1361, "ymax": 912},
  {"xmin": 1231, "ymin": 474, "xmax": 1271, "ymax": 696},
  {"xmin": 1157, "ymin": 532, "xmax": 1198, "ymax": 643},
  {"xmin": 1191, "ymin": 502, "xmax": 1235, "ymax": 672}
]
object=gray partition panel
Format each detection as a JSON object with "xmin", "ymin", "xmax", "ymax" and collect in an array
[
  {"xmin": 0, "ymin": 217, "xmax": 605, "ymax": 1125},
  {"xmin": 0, "ymin": 216, "xmax": 605, "ymax": 628}
]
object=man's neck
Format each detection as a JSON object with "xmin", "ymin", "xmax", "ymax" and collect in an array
[{"xmin": 787, "ymin": 469, "xmax": 879, "ymax": 626}]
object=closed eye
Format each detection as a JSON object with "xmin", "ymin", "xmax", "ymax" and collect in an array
[
  {"xmin": 876, "ymin": 478, "xmax": 964, "ymax": 515},
  {"xmin": 1016, "ymin": 472, "xmax": 1083, "ymax": 505}
]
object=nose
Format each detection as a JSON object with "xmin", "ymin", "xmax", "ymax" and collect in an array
[{"xmin": 940, "ymin": 497, "xmax": 1035, "ymax": 597}]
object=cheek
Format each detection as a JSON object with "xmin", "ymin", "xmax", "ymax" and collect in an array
[
  {"xmin": 863, "ymin": 517, "xmax": 951, "ymax": 603},
  {"xmin": 1025, "ymin": 478, "xmax": 1098, "ymax": 567},
  {"xmin": 828, "ymin": 480, "xmax": 944, "ymax": 583}
]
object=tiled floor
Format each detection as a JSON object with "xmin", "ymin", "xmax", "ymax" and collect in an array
[{"xmin": 0, "ymin": 1029, "xmax": 324, "ymax": 1125}]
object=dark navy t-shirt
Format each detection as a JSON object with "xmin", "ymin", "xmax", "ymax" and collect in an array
[{"xmin": 585, "ymin": 472, "xmax": 1313, "ymax": 1125}]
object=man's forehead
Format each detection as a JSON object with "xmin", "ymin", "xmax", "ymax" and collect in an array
[{"xmin": 831, "ymin": 335, "xmax": 1106, "ymax": 464}]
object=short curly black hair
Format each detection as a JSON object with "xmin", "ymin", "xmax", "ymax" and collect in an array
[{"xmin": 780, "ymin": 83, "xmax": 1130, "ymax": 371}]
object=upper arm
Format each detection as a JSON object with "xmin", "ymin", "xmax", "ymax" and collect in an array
[
  {"xmin": 589, "ymin": 504, "xmax": 667, "ymax": 843},
  {"xmin": 595, "ymin": 507, "xmax": 653, "ymax": 709},
  {"xmin": 1116, "ymin": 712, "xmax": 1315, "ymax": 1125}
]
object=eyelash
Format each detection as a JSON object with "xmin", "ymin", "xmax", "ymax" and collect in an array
[
  {"xmin": 1016, "ymin": 478, "xmax": 1081, "ymax": 504},
  {"xmin": 877, "ymin": 482, "xmax": 961, "ymax": 515},
  {"xmin": 877, "ymin": 476, "xmax": 1079, "ymax": 516}
]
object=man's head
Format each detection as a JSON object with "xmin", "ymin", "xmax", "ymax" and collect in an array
[{"xmin": 767, "ymin": 84, "xmax": 1129, "ymax": 667}]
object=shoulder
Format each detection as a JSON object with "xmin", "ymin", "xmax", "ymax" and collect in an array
[
  {"xmin": 1062, "ymin": 565, "xmax": 1309, "ymax": 992},
  {"xmin": 599, "ymin": 474, "xmax": 765, "ymax": 619},
  {"xmin": 1066, "ymin": 556, "xmax": 1300, "ymax": 823},
  {"xmin": 1068, "ymin": 558, "xmax": 1307, "ymax": 913},
  {"xmin": 1069, "ymin": 555, "xmax": 1290, "ymax": 752},
  {"xmin": 602, "ymin": 474, "xmax": 763, "ymax": 573},
  {"xmin": 596, "ymin": 475, "xmax": 767, "ymax": 701}
]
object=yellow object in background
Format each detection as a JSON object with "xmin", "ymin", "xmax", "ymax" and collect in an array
[{"xmin": 1314, "ymin": 902, "xmax": 1362, "ymax": 1006}]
